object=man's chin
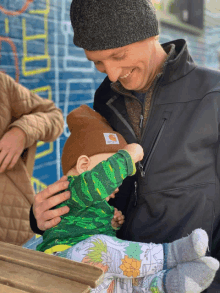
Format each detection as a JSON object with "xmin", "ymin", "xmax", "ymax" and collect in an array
[{"xmin": 122, "ymin": 83, "xmax": 141, "ymax": 91}]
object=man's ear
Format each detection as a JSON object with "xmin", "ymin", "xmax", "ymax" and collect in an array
[{"xmin": 76, "ymin": 155, "xmax": 91, "ymax": 174}]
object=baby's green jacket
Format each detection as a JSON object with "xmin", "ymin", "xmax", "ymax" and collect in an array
[{"xmin": 36, "ymin": 150, "xmax": 136, "ymax": 254}]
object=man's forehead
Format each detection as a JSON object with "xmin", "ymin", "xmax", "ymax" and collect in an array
[{"xmin": 84, "ymin": 46, "xmax": 126, "ymax": 61}]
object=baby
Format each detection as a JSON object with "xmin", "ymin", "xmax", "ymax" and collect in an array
[{"xmin": 37, "ymin": 105, "xmax": 219, "ymax": 293}]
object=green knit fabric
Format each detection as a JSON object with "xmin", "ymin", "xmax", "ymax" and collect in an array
[{"xmin": 36, "ymin": 150, "xmax": 136, "ymax": 253}]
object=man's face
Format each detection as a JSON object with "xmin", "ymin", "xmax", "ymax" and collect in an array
[{"xmin": 84, "ymin": 37, "xmax": 159, "ymax": 92}]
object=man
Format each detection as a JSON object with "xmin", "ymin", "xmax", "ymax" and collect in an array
[{"xmin": 30, "ymin": 0, "xmax": 220, "ymax": 291}]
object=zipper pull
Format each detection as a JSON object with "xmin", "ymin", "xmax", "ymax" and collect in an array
[
  {"xmin": 138, "ymin": 162, "xmax": 145, "ymax": 177},
  {"xmin": 134, "ymin": 181, "xmax": 138, "ymax": 206},
  {"xmin": 139, "ymin": 114, "xmax": 143, "ymax": 129}
]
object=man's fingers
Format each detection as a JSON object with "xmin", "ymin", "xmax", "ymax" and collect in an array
[
  {"xmin": 40, "ymin": 202, "xmax": 70, "ymax": 230},
  {"xmin": 36, "ymin": 205, "xmax": 70, "ymax": 231},
  {"xmin": 38, "ymin": 180, "xmax": 70, "ymax": 201},
  {"xmin": 58, "ymin": 175, "xmax": 68, "ymax": 182},
  {"xmin": 36, "ymin": 191, "xmax": 70, "ymax": 215},
  {"xmin": 42, "ymin": 205, "xmax": 70, "ymax": 222},
  {"xmin": 34, "ymin": 190, "xmax": 70, "ymax": 220},
  {"xmin": 45, "ymin": 191, "xmax": 70, "ymax": 210},
  {"xmin": 41, "ymin": 217, "xmax": 62, "ymax": 231}
]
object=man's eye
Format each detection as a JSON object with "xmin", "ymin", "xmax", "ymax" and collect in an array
[
  {"xmin": 94, "ymin": 61, "xmax": 101, "ymax": 65},
  {"xmin": 114, "ymin": 53, "xmax": 125, "ymax": 60}
]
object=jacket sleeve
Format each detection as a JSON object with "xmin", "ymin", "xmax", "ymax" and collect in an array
[
  {"xmin": 83, "ymin": 149, "xmax": 136, "ymax": 201},
  {"xmin": 65, "ymin": 150, "xmax": 136, "ymax": 213},
  {"xmin": 29, "ymin": 205, "xmax": 44, "ymax": 235},
  {"xmin": 4, "ymin": 73, "xmax": 64, "ymax": 148}
]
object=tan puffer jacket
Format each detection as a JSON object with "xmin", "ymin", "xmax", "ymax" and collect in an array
[{"xmin": 0, "ymin": 72, "xmax": 64, "ymax": 245}]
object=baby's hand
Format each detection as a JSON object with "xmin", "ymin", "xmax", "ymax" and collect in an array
[
  {"xmin": 111, "ymin": 208, "xmax": 125, "ymax": 229},
  {"xmin": 123, "ymin": 143, "xmax": 144, "ymax": 163},
  {"xmin": 105, "ymin": 187, "xmax": 119, "ymax": 202}
]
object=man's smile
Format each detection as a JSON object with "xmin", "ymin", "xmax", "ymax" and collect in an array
[{"xmin": 119, "ymin": 69, "xmax": 134, "ymax": 79}]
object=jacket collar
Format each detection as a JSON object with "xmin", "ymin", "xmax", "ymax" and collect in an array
[{"xmin": 160, "ymin": 39, "xmax": 196, "ymax": 85}]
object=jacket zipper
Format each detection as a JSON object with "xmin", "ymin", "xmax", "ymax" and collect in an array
[
  {"xmin": 139, "ymin": 117, "xmax": 167, "ymax": 177},
  {"xmin": 137, "ymin": 77, "xmax": 165, "ymax": 177},
  {"xmin": 139, "ymin": 114, "xmax": 144, "ymax": 129},
  {"xmin": 133, "ymin": 181, "xmax": 138, "ymax": 206}
]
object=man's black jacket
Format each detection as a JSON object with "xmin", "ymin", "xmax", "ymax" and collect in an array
[{"xmin": 93, "ymin": 39, "xmax": 220, "ymax": 291}]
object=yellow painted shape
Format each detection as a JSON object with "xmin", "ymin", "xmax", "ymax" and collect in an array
[
  {"xmin": 25, "ymin": 34, "xmax": 47, "ymax": 41},
  {"xmin": 31, "ymin": 85, "xmax": 52, "ymax": 99},
  {"xmin": 29, "ymin": 0, "xmax": 50, "ymax": 15},
  {"xmin": 35, "ymin": 142, "xmax": 53, "ymax": 159},
  {"xmin": 31, "ymin": 177, "xmax": 47, "ymax": 193},
  {"xmin": 22, "ymin": 15, "xmax": 50, "ymax": 76},
  {"xmin": 5, "ymin": 18, "xmax": 9, "ymax": 34},
  {"xmin": 30, "ymin": 86, "xmax": 54, "ymax": 159}
]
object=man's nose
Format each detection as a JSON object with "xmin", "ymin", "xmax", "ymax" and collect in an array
[{"xmin": 104, "ymin": 62, "xmax": 121, "ymax": 83}]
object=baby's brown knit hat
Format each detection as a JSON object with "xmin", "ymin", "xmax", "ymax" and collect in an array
[{"xmin": 61, "ymin": 105, "xmax": 127, "ymax": 175}]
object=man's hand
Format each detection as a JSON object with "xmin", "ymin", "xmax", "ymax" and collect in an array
[
  {"xmin": 111, "ymin": 208, "xmax": 125, "ymax": 228},
  {"xmin": 0, "ymin": 127, "xmax": 27, "ymax": 173},
  {"xmin": 33, "ymin": 176, "xmax": 71, "ymax": 231}
]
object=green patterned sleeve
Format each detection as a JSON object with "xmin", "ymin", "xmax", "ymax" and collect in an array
[
  {"xmin": 82, "ymin": 149, "xmax": 136, "ymax": 201},
  {"xmin": 67, "ymin": 150, "xmax": 136, "ymax": 209}
]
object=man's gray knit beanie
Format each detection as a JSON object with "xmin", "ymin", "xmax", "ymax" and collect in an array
[{"xmin": 70, "ymin": 0, "xmax": 159, "ymax": 51}]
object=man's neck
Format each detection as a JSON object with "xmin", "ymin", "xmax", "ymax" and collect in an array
[{"xmin": 137, "ymin": 45, "xmax": 167, "ymax": 93}]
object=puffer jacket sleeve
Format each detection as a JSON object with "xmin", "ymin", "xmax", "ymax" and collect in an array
[{"xmin": 3, "ymin": 73, "xmax": 64, "ymax": 148}]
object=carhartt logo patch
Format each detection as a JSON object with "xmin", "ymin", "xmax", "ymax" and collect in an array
[{"xmin": 103, "ymin": 133, "xmax": 119, "ymax": 144}]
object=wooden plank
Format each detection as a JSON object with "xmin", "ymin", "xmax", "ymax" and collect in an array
[
  {"xmin": 0, "ymin": 242, "xmax": 104, "ymax": 289},
  {"xmin": 0, "ymin": 260, "xmax": 90, "ymax": 293},
  {"xmin": 0, "ymin": 284, "xmax": 27, "ymax": 293}
]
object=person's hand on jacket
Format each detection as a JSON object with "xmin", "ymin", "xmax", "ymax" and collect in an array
[
  {"xmin": 111, "ymin": 208, "xmax": 125, "ymax": 229},
  {"xmin": 0, "ymin": 127, "xmax": 26, "ymax": 173},
  {"xmin": 105, "ymin": 187, "xmax": 119, "ymax": 202},
  {"xmin": 106, "ymin": 188, "xmax": 125, "ymax": 229},
  {"xmin": 123, "ymin": 143, "xmax": 144, "ymax": 163}
]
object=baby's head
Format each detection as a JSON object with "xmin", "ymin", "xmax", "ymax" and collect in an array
[{"xmin": 61, "ymin": 105, "xmax": 128, "ymax": 176}]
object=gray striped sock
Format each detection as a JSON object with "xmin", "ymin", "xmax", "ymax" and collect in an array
[
  {"xmin": 164, "ymin": 256, "xmax": 219, "ymax": 293},
  {"xmin": 164, "ymin": 229, "xmax": 208, "ymax": 270}
]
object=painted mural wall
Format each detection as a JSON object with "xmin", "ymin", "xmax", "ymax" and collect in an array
[
  {"xmin": 0, "ymin": 0, "xmax": 219, "ymax": 192},
  {"xmin": 0, "ymin": 0, "xmax": 105, "ymax": 192}
]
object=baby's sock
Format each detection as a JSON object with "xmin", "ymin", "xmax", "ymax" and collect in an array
[
  {"xmin": 164, "ymin": 256, "xmax": 219, "ymax": 293},
  {"xmin": 163, "ymin": 228, "xmax": 208, "ymax": 269}
]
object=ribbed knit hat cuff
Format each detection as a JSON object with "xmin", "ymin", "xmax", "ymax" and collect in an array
[{"xmin": 73, "ymin": 29, "xmax": 159, "ymax": 51}]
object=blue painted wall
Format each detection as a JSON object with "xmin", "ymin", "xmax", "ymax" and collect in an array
[{"xmin": 0, "ymin": 0, "xmax": 219, "ymax": 191}]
